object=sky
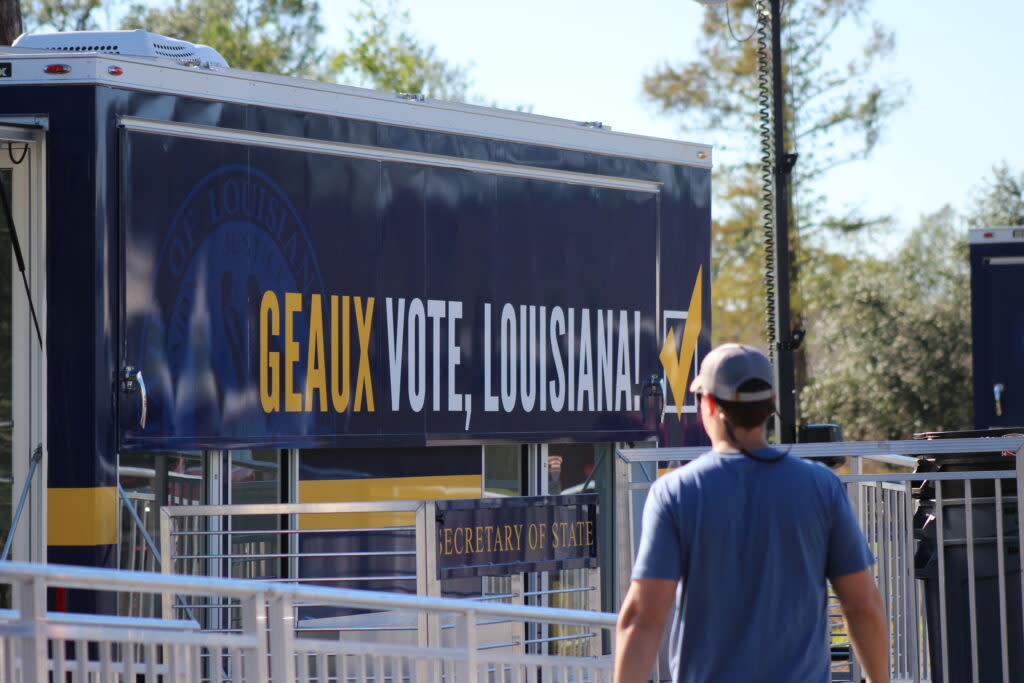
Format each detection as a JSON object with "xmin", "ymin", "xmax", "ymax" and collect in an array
[{"xmin": 321, "ymin": 0, "xmax": 1024, "ymax": 250}]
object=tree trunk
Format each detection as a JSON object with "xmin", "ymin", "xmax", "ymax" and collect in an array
[{"xmin": 0, "ymin": 0, "xmax": 23, "ymax": 46}]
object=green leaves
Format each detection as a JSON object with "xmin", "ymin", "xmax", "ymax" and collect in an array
[
  {"xmin": 967, "ymin": 164, "xmax": 1024, "ymax": 230},
  {"xmin": 800, "ymin": 206, "xmax": 972, "ymax": 440},
  {"xmin": 645, "ymin": 0, "xmax": 906, "ymax": 353},
  {"xmin": 331, "ymin": 0, "xmax": 469, "ymax": 101},
  {"xmin": 21, "ymin": 0, "xmax": 473, "ymax": 97},
  {"xmin": 120, "ymin": 0, "xmax": 326, "ymax": 77},
  {"xmin": 21, "ymin": 0, "xmax": 102, "ymax": 33}
]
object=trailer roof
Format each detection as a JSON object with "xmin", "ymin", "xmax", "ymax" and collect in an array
[
  {"xmin": 969, "ymin": 226, "xmax": 1024, "ymax": 244},
  {"xmin": 0, "ymin": 50, "xmax": 712, "ymax": 169}
]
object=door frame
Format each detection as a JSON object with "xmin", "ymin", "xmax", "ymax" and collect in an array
[
  {"xmin": 0, "ymin": 121, "xmax": 47, "ymax": 563},
  {"xmin": 978, "ymin": 257, "xmax": 1024, "ymax": 426}
]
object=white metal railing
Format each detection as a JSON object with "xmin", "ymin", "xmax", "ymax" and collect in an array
[
  {"xmin": 0, "ymin": 561, "xmax": 615, "ymax": 682},
  {"xmin": 616, "ymin": 438, "xmax": 1024, "ymax": 683},
  {"xmin": 160, "ymin": 500, "xmax": 600, "ymax": 657}
]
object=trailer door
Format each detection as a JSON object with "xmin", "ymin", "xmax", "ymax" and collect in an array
[
  {"xmin": 0, "ymin": 123, "xmax": 46, "ymax": 565},
  {"xmin": 975, "ymin": 256, "xmax": 1024, "ymax": 427}
]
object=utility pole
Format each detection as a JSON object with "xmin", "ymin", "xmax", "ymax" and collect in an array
[
  {"xmin": 768, "ymin": 0, "xmax": 797, "ymax": 445},
  {"xmin": 692, "ymin": 0, "xmax": 799, "ymax": 443}
]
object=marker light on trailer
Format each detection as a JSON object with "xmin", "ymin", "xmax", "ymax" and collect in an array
[
  {"xmin": 107, "ymin": 66, "xmax": 123, "ymax": 76},
  {"xmin": 43, "ymin": 64, "xmax": 71, "ymax": 74}
]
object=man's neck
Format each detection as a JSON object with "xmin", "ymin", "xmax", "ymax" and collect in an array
[{"xmin": 710, "ymin": 430, "xmax": 769, "ymax": 454}]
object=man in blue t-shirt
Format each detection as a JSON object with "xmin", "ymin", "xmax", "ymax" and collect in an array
[{"xmin": 615, "ymin": 344, "xmax": 889, "ymax": 683}]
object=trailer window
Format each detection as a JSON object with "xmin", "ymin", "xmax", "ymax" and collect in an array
[
  {"xmin": 484, "ymin": 445, "xmax": 522, "ymax": 497},
  {"xmin": 226, "ymin": 449, "xmax": 286, "ymax": 580},
  {"xmin": 118, "ymin": 453, "xmax": 205, "ymax": 567}
]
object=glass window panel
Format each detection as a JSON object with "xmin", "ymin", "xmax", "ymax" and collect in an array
[
  {"xmin": 229, "ymin": 449, "xmax": 283, "ymax": 579},
  {"xmin": 229, "ymin": 448, "xmax": 281, "ymax": 505},
  {"xmin": 546, "ymin": 443, "xmax": 595, "ymax": 495},
  {"xmin": 484, "ymin": 445, "xmax": 521, "ymax": 497},
  {"xmin": 117, "ymin": 451, "xmax": 204, "ymax": 616},
  {"xmin": 541, "ymin": 444, "xmax": 601, "ymax": 656}
]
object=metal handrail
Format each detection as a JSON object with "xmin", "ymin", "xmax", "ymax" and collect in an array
[
  {"xmin": 163, "ymin": 500, "xmax": 424, "ymax": 517},
  {"xmin": 0, "ymin": 561, "xmax": 618, "ymax": 628},
  {"xmin": 618, "ymin": 437, "xmax": 1024, "ymax": 463},
  {"xmin": 0, "ymin": 561, "xmax": 616, "ymax": 682},
  {"xmin": 0, "ymin": 444, "xmax": 41, "ymax": 561}
]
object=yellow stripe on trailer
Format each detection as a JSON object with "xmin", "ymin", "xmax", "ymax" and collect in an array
[
  {"xmin": 298, "ymin": 475, "xmax": 481, "ymax": 529},
  {"xmin": 48, "ymin": 487, "xmax": 118, "ymax": 546}
]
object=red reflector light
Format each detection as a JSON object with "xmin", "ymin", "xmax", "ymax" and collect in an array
[
  {"xmin": 984, "ymin": 232, "xmax": 994, "ymax": 238},
  {"xmin": 43, "ymin": 64, "xmax": 71, "ymax": 75},
  {"xmin": 107, "ymin": 65, "xmax": 123, "ymax": 76}
]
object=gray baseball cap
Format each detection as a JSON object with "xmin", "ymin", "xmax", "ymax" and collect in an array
[{"xmin": 689, "ymin": 343, "xmax": 775, "ymax": 403}]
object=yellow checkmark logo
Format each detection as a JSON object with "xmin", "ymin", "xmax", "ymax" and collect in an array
[{"xmin": 659, "ymin": 266, "xmax": 703, "ymax": 417}]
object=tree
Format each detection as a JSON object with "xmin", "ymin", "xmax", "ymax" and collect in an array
[
  {"xmin": 799, "ymin": 206, "xmax": 971, "ymax": 440},
  {"xmin": 966, "ymin": 163, "xmax": 1024, "ymax": 229},
  {"xmin": 18, "ymin": 0, "xmax": 474, "ymax": 98},
  {"xmin": 644, "ymin": 1, "xmax": 905, "ymax": 362},
  {"xmin": 1, "ymin": 0, "xmax": 23, "ymax": 44},
  {"xmin": 332, "ymin": 0, "xmax": 469, "ymax": 101},
  {"xmin": 120, "ymin": 0, "xmax": 326, "ymax": 77}
]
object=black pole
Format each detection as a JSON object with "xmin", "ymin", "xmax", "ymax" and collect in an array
[{"xmin": 769, "ymin": 0, "xmax": 796, "ymax": 444}]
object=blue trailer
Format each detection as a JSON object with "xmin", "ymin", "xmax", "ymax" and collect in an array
[
  {"xmin": 0, "ymin": 30, "xmax": 711, "ymax": 614},
  {"xmin": 969, "ymin": 227, "xmax": 1024, "ymax": 428}
]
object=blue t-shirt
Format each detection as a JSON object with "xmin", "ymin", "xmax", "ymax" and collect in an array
[{"xmin": 632, "ymin": 448, "xmax": 873, "ymax": 683}]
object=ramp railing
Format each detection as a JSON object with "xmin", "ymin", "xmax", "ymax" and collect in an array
[
  {"xmin": 617, "ymin": 437, "xmax": 1024, "ymax": 683},
  {"xmin": 160, "ymin": 501, "xmax": 436, "ymax": 640},
  {"xmin": 0, "ymin": 561, "xmax": 616, "ymax": 683},
  {"xmin": 160, "ymin": 500, "xmax": 599, "ymax": 658}
]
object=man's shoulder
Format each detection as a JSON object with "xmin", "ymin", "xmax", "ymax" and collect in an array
[
  {"xmin": 663, "ymin": 450, "xmax": 722, "ymax": 481},
  {"xmin": 768, "ymin": 449, "xmax": 839, "ymax": 475},
  {"xmin": 774, "ymin": 453, "xmax": 847, "ymax": 512},
  {"xmin": 650, "ymin": 451, "xmax": 739, "ymax": 500},
  {"xmin": 786, "ymin": 452, "xmax": 844, "ymax": 483}
]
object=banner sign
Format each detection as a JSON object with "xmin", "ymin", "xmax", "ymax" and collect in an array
[
  {"xmin": 120, "ymin": 130, "xmax": 707, "ymax": 449},
  {"xmin": 435, "ymin": 495, "xmax": 597, "ymax": 578}
]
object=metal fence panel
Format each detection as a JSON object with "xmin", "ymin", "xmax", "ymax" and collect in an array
[
  {"xmin": 0, "ymin": 561, "xmax": 616, "ymax": 683},
  {"xmin": 616, "ymin": 440, "xmax": 1024, "ymax": 683}
]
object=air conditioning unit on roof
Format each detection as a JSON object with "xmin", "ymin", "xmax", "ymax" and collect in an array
[{"xmin": 12, "ymin": 29, "xmax": 229, "ymax": 68}]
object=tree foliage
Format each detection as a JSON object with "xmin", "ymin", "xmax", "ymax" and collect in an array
[
  {"xmin": 966, "ymin": 163, "xmax": 1024, "ymax": 229},
  {"xmin": 644, "ymin": 0, "xmax": 905, "ymax": 350},
  {"xmin": 331, "ymin": 0, "xmax": 469, "ymax": 101},
  {"xmin": 21, "ymin": 0, "xmax": 100, "ymax": 33},
  {"xmin": 646, "ymin": 0, "xmax": 903, "ymax": 196},
  {"xmin": 18, "ymin": 0, "xmax": 473, "ymax": 95},
  {"xmin": 120, "ymin": 0, "xmax": 326, "ymax": 77},
  {"xmin": 799, "ymin": 207, "xmax": 971, "ymax": 440}
]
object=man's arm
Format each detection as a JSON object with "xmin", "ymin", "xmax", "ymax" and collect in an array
[
  {"xmin": 614, "ymin": 578, "xmax": 677, "ymax": 683},
  {"xmin": 830, "ymin": 568, "xmax": 889, "ymax": 683}
]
